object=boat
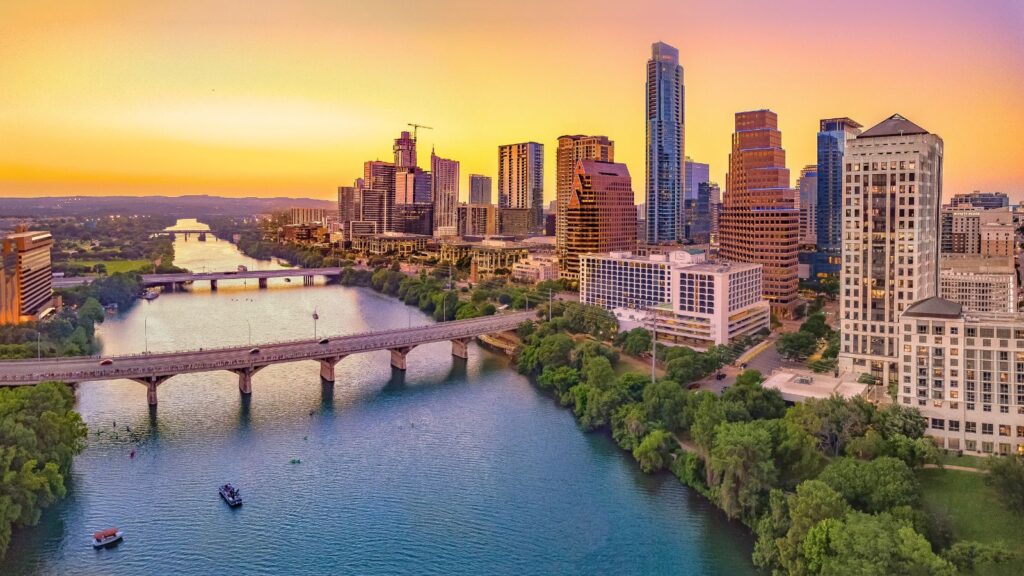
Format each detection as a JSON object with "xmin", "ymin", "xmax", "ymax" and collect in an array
[
  {"xmin": 92, "ymin": 527, "xmax": 123, "ymax": 548},
  {"xmin": 141, "ymin": 289, "xmax": 159, "ymax": 301},
  {"xmin": 219, "ymin": 483, "xmax": 243, "ymax": 507}
]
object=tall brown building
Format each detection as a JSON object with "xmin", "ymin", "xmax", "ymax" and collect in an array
[
  {"xmin": 718, "ymin": 110, "xmax": 799, "ymax": 316},
  {"xmin": 563, "ymin": 160, "xmax": 637, "ymax": 280},
  {"xmin": 556, "ymin": 135, "xmax": 614, "ymax": 278}
]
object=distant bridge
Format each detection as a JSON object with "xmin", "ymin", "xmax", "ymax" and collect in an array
[
  {"xmin": 53, "ymin": 267, "xmax": 347, "ymax": 290},
  {"xmin": 0, "ymin": 311, "xmax": 534, "ymax": 406}
]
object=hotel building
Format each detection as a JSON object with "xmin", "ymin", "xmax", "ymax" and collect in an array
[
  {"xmin": 838, "ymin": 114, "xmax": 943, "ymax": 386},
  {"xmin": 1, "ymin": 231, "xmax": 55, "ymax": 323}
]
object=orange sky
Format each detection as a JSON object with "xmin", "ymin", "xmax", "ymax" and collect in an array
[{"xmin": 1, "ymin": 0, "xmax": 1022, "ymax": 203}]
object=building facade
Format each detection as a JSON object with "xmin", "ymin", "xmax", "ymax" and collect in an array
[
  {"xmin": 1, "ymin": 231, "xmax": 54, "ymax": 322},
  {"xmin": 393, "ymin": 203, "xmax": 435, "ymax": 236},
  {"xmin": 456, "ymin": 203, "xmax": 497, "ymax": 237},
  {"xmin": 939, "ymin": 255, "xmax": 1016, "ymax": 313},
  {"xmin": 839, "ymin": 114, "xmax": 944, "ymax": 385},
  {"xmin": 579, "ymin": 250, "xmax": 769, "ymax": 347},
  {"xmin": 683, "ymin": 181, "xmax": 712, "ymax": 245},
  {"xmin": 718, "ymin": 109, "xmax": 800, "ymax": 317},
  {"xmin": 497, "ymin": 142, "xmax": 544, "ymax": 232},
  {"xmin": 497, "ymin": 208, "xmax": 532, "ymax": 237},
  {"xmin": 363, "ymin": 161, "xmax": 396, "ymax": 232},
  {"xmin": 950, "ymin": 191, "xmax": 1009, "ymax": 210},
  {"xmin": 684, "ymin": 158, "xmax": 708, "ymax": 202},
  {"xmin": 469, "ymin": 174, "xmax": 492, "ymax": 205},
  {"xmin": 393, "ymin": 130, "xmax": 417, "ymax": 169},
  {"xmin": 899, "ymin": 298, "xmax": 1024, "ymax": 456},
  {"xmin": 556, "ymin": 135, "xmax": 614, "ymax": 272},
  {"xmin": 645, "ymin": 41, "xmax": 685, "ymax": 244},
  {"xmin": 358, "ymin": 188, "xmax": 390, "ymax": 235},
  {"xmin": 797, "ymin": 165, "xmax": 818, "ymax": 247},
  {"xmin": 814, "ymin": 118, "xmax": 863, "ymax": 279},
  {"xmin": 288, "ymin": 208, "xmax": 326, "ymax": 225},
  {"xmin": 337, "ymin": 186, "xmax": 360, "ymax": 238},
  {"xmin": 431, "ymin": 152, "xmax": 459, "ymax": 232},
  {"xmin": 511, "ymin": 254, "xmax": 558, "ymax": 284},
  {"xmin": 561, "ymin": 160, "xmax": 637, "ymax": 280}
]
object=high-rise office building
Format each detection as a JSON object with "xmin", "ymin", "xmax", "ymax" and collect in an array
[
  {"xmin": 950, "ymin": 191, "xmax": 1009, "ymax": 210},
  {"xmin": 358, "ymin": 188, "xmax": 390, "ymax": 235},
  {"xmin": 815, "ymin": 118, "xmax": 862, "ymax": 278},
  {"xmin": 556, "ymin": 134, "xmax": 615, "ymax": 275},
  {"xmin": 456, "ymin": 203, "xmax": 497, "ymax": 237},
  {"xmin": 562, "ymin": 160, "xmax": 637, "ymax": 279},
  {"xmin": 497, "ymin": 142, "xmax": 544, "ymax": 232},
  {"xmin": 718, "ymin": 110, "xmax": 800, "ymax": 317},
  {"xmin": 395, "ymin": 168, "xmax": 432, "ymax": 205},
  {"xmin": 645, "ymin": 41, "xmax": 685, "ymax": 244},
  {"xmin": 363, "ymin": 160, "xmax": 396, "ymax": 232},
  {"xmin": 393, "ymin": 203, "xmax": 434, "ymax": 236},
  {"xmin": 468, "ymin": 174, "xmax": 492, "ymax": 205},
  {"xmin": 431, "ymin": 151, "xmax": 459, "ymax": 232},
  {"xmin": 1, "ymin": 231, "xmax": 54, "ymax": 323},
  {"xmin": 838, "ymin": 113, "xmax": 943, "ymax": 385},
  {"xmin": 337, "ymin": 186, "xmax": 360, "ymax": 237},
  {"xmin": 706, "ymin": 182, "xmax": 722, "ymax": 246},
  {"xmin": 684, "ymin": 158, "xmax": 708, "ymax": 201},
  {"xmin": 797, "ymin": 165, "xmax": 818, "ymax": 246},
  {"xmin": 393, "ymin": 130, "xmax": 417, "ymax": 169},
  {"xmin": 288, "ymin": 208, "xmax": 327, "ymax": 225},
  {"xmin": 683, "ymin": 181, "xmax": 712, "ymax": 245}
]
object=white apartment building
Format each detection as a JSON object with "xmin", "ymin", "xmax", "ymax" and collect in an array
[
  {"xmin": 839, "ymin": 114, "xmax": 943, "ymax": 385},
  {"xmin": 900, "ymin": 297, "xmax": 1024, "ymax": 456},
  {"xmin": 579, "ymin": 250, "xmax": 768, "ymax": 347},
  {"xmin": 939, "ymin": 254, "xmax": 1016, "ymax": 313}
]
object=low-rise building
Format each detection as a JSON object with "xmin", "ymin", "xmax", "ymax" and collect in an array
[
  {"xmin": 351, "ymin": 233, "xmax": 429, "ymax": 256},
  {"xmin": 579, "ymin": 250, "xmax": 769, "ymax": 347},
  {"xmin": 899, "ymin": 297, "xmax": 1024, "ymax": 456},
  {"xmin": 511, "ymin": 254, "xmax": 558, "ymax": 284},
  {"xmin": 939, "ymin": 254, "xmax": 1016, "ymax": 313},
  {"xmin": 280, "ymin": 224, "xmax": 328, "ymax": 245}
]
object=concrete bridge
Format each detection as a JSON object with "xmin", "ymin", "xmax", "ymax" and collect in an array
[
  {"xmin": 0, "ymin": 311, "xmax": 534, "ymax": 406},
  {"xmin": 53, "ymin": 267, "xmax": 347, "ymax": 290}
]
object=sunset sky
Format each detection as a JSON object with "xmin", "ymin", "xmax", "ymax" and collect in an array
[{"xmin": 1, "ymin": 0, "xmax": 1022, "ymax": 203}]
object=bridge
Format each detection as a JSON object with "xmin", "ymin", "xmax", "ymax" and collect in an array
[
  {"xmin": 52, "ymin": 267, "xmax": 347, "ymax": 290},
  {"xmin": 0, "ymin": 311, "xmax": 535, "ymax": 406}
]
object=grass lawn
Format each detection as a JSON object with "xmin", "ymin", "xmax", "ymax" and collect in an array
[
  {"xmin": 68, "ymin": 259, "xmax": 150, "ymax": 274},
  {"xmin": 936, "ymin": 452, "xmax": 988, "ymax": 469},
  {"xmin": 918, "ymin": 468, "xmax": 1024, "ymax": 575}
]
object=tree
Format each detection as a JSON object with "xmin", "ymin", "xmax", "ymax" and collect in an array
[
  {"xmin": 709, "ymin": 420, "xmax": 777, "ymax": 520},
  {"xmin": 691, "ymin": 392, "xmax": 727, "ymax": 460},
  {"xmin": 611, "ymin": 403, "xmax": 649, "ymax": 451},
  {"xmin": 785, "ymin": 395, "xmax": 876, "ymax": 457},
  {"xmin": 777, "ymin": 331, "xmax": 818, "ymax": 360},
  {"xmin": 583, "ymin": 356, "xmax": 616, "ymax": 390},
  {"xmin": 761, "ymin": 480, "xmax": 848, "ymax": 576},
  {"xmin": 803, "ymin": 512, "xmax": 955, "ymax": 576},
  {"xmin": 800, "ymin": 313, "xmax": 830, "ymax": 339},
  {"xmin": 642, "ymin": 379, "xmax": 689, "ymax": 431},
  {"xmin": 817, "ymin": 457, "xmax": 918, "ymax": 514},
  {"xmin": 722, "ymin": 371, "xmax": 786, "ymax": 421},
  {"xmin": 536, "ymin": 366, "xmax": 579, "ymax": 399},
  {"xmin": 616, "ymin": 328, "xmax": 652, "ymax": 357},
  {"xmin": 941, "ymin": 541, "xmax": 1017, "ymax": 572},
  {"xmin": 633, "ymin": 429, "xmax": 672, "ymax": 473},
  {"xmin": 985, "ymin": 456, "xmax": 1024, "ymax": 514}
]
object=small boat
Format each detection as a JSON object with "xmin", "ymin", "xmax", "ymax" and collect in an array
[
  {"xmin": 141, "ymin": 289, "xmax": 159, "ymax": 301},
  {"xmin": 219, "ymin": 483, "xmax": 243, "ymax": 507},
  {"xmin": 92, "ymin": 527, "xmax": 123, "ymax": 548}
]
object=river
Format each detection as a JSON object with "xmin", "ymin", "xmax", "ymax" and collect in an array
[{"xmin": 2, "ymin": 222, "xmax": 756, "ymax": 575}]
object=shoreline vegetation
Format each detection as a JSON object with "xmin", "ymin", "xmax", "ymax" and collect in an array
[{"xmin": 0, "ymin": 382, "xmax": 87, "ymax": 560}]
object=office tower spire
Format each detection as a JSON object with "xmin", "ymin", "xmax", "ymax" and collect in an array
[
  {"xmin": 645, "ymin": 41, "xmax": 685, "ymax": 244},
  {"xmin": 718, "ymin": 110, "xmax": 800, "ymax": 317}
]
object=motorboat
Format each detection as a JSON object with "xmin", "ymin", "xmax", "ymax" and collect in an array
[
  {"xmin": 219, "ymin": 483, "xmax": 243, "ymax": 507},
  {"xmin": 92, "ymin": 527, "xmax": 123, "ymax": 548}
]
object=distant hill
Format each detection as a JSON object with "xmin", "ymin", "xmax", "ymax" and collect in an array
[{"xmin": 0, "ymin": 195, "xmax": 334, "ymax": 218}]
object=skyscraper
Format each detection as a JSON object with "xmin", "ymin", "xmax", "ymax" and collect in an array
[
  {"xmin": 797, "ymin": 165, "xmax": 818, "ymax": 246},
  {"xmin": 1, "ymin": 231, "xmax": 54, "ymax": 323},
  {"xmin": 563, "ymin": 160, "xmax": 637, "ymax": 279},
  {"xmin": 363, "ymin": 160, "xmax": 396, "ymax": 232},
  {"xmin": 468, "ymin": 174, "xmax": 492, "ymax": 205},
  {"xmin": 684, "ymin": 158, "xmax": 708, "ymax": 201},
  {"xmin": 431, "ymin": 151, "xmax": 459, "ymax": 232},
  {"xmin": 556, "ymin": 134, "xmax": 614, "ymax": 277},
  {"xmin": 645, "ymin": 41, "xmax": 685, "ymax": 244},
  {"xmin": 683, "ymin": 182, "xmax": 712, "ymax": 245},
  {"xmin": 815, "ymin": 118, "xmax": 863, "ymax": 278},
  {"xmin": 395, "ymin": 168, "xmax": 432, "ymax": 205},
  {"xmin": 337, "ymin": 185, "xmax": 359, "ymax": 238},
  {"xmin": 497, "ymin": 142, "xmax": 544, "ymax": 232},
  {"xmin": 838, "ymin": 114, "xmax": 943, "ymax": 385},
  {"xmin": 393, "ymin": 130, "xmax": 417, "ymax": 169},
  {"xmin": 718, "ymin": 110, "xmax": 800, "ymax": 317}
]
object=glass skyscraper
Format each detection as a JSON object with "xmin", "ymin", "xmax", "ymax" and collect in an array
[
  {"xmin": 645, "ymin": 41, "xmax": 685, "ymax": 244},
  {"xmin": 814, "ymin": 118, "xmax": 862, "ymax": 278}
]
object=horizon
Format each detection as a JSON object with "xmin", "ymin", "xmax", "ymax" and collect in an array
[{"xmin": 1, "ymin": 1, "xmax": 1022, "ymax": 202}]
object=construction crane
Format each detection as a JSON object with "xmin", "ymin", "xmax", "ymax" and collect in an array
[{"xmin": 407, "ymin": 123, "xmax": 433, "ymax": 141}]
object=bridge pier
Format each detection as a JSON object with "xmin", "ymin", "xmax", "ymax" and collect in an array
[
  {"xmin": 258, "ymin": 278, "xmax": 268, "ymax": 289},
  {"xmin": 451, "ymin": 337, "xmax": 471, "ymax": 359},
  {"xmin": 389, "ymin": 346, "xmax": 416, "ymax": 371},
  {"xmin": 231, "ymin": 366, "xmax": 265, "ymax": 396},
  {"xmin": 303, "ymin": 275, "xmax": 314, "ymax": 286},
  {"xmin": 318, "ymin": 356, "xmax": 345, "ymax": 382},
  {"xmin": 130, "ymin": 375, "xmax": 172, "ymax": 406},
  {"xmin": 210, "ymin": 279, "xmax": 218, "ymax": 291}
]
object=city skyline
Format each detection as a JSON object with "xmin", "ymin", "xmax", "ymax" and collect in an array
[{"xmin": 1, "ymin": 1, "xmax": 1022, "ymax": 202}]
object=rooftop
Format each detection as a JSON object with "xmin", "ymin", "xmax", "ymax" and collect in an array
[
  {"xmin": 903, "ymin": 297, "xmax": 963, "ymax": 319},
  {"xmin": 858, "ymin": 113, "xmax": 929, "ymax": 138}
]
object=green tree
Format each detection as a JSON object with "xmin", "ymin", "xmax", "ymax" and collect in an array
[
  {"xmin": 941, "ymin": 541, "xmax": 1017, "ymax": 572},
  {"xmin": 642, "ymin": 379, "xmax": 689, "ymax": 431},
  {"xmin": 777, "ymin": 331, "xmax": 818, "ymax": 360},
  {"xmin": 616, "ymin": 328, "xmax": 652, "ymax": 357},
  {"xmin": 818, "ymin": 457, "xmax": 918, "ymax": 513},
  {"xmin": 709, "ymin": 420, "xmax": 777, "ymax": 520},
  {"xmin": 985, "ymin": 456, "xmax": 1024, "ymax": 514},
  {"xmin": 611, "ymin": 403, "xmax": 649, "ymax": 451},
  {"xmin": 758, "ymin": 480, "xmax": 849, "ymax": 576},
  {"xmin": 633, "ymin": 429, "xmax": 672, "ymax": 473},
  {"xmin": 536, "ymin": 366, "xmax": 580, "ymax": 399}
]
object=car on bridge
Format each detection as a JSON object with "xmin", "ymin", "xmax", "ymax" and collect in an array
[{"xmin": 99, "ymin": 359, "xmax": 113, "ymax": 366}]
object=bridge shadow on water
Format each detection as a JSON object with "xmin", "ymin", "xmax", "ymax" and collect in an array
[{"xmin": 379, "ymin": 355, "xmax": 468, "ymax": 396}]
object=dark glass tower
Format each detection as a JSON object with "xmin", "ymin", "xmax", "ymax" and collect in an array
[
  {"xmin": 645, "ymin": 41, "xmax": 685, "ymax": 244},
  {"xmin": 814, "ymin": 118, "xmax": 862, "ymax": 278}
]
